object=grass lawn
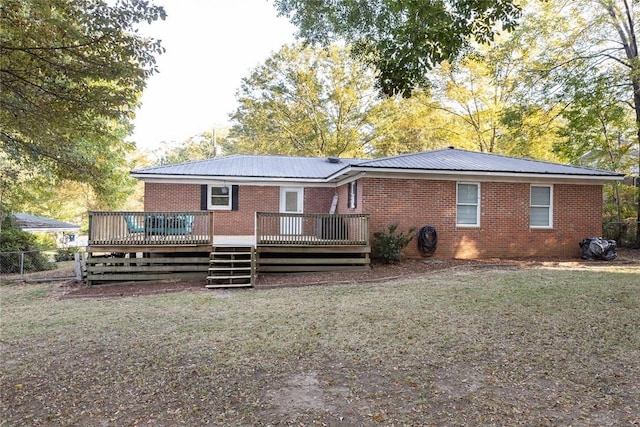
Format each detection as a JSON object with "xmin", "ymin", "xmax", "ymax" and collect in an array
[{"xmin": 1, "ymin": 264, "xmax": 639, "ymax": 426}]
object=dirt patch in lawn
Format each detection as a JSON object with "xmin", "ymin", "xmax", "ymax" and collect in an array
[{"xmin": 58, "ymin": 248, "xmax": 640, "ymax": 299}]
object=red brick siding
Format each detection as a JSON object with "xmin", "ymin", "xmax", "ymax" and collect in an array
[
  {"xmin": 361, "ymin": 178, "xmax": 603, "ymax": 259},
  {"xmin": 144, "ymin": 183, "xmax": 335, "ymax": 235},
  {"xmin": 304, "ymin": 187, "xmax": 335, "ymax": 213},
  {"xmin": 144, "ymin": 183, "xmax": 201, "ymax": 212},
  {"xmin": 335, "ymin": 180, "xmax": 363, "ymax": 214}
]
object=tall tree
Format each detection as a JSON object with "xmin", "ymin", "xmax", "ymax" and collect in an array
[
  {"xmin": 555, "ymin": 71, "xmax": 636, "ymax": 236},
  {"xmin": 599, "ymin": 0, "xmax": 640, "ymax": 246},
  {"xmin": 0, "ymin": 0, "xmax": 165, "ymax": 204},
  {"xmin": 229, "ymin": 44, "xmax": 380, "ymax": 157},
  {"xmin": 521, "ymin": 0, "xmax": 640, "ymax": 246},
  {"xmin": 273, "ymin": 0, "xmax": 521, "ymax": 96},
  {"xmin": 426, "ymin": 23, "xmax": 564, "ymax": 160}
]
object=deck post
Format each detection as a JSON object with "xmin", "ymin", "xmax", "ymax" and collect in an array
[{"xmin": 87, "ymin": 212, "xmax": 93, "ymax": 246}]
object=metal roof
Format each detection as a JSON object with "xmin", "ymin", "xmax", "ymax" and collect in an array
[
  {"xmin": 14, "ymin": 213, "xmax": 80, "ymax": 232},
  {"xmin": 131, "ymin": 148, "xmax": 624, "ymax": 181},
  {"xmin": 132, "ymin": 154, "xmax": 359, "ymax": 180},
  {"xmin": 355, "ymin": 148, "xmax": 623, "ymax": 176}
]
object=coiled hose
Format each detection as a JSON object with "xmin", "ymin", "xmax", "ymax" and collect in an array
[{"xmin": 417, "ymin": 225, "xmax": 437, "ymax": 257}]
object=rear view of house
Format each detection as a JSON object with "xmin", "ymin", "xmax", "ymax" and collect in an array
[{"xmin": 132, "ymin": 147, "xmax": 623, "ymax": 259}]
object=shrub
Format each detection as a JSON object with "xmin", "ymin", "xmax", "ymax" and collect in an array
[
  {"xmin": 0, "ymin": 212, "xmax": 55, "ymax": 273},
  {"xmin": 372, "ymin": 223, "xmax": 416, "ymax": 264},
  {"xmin": 55, "ymin": 247, "xmax": 79, "ymax": 262}
]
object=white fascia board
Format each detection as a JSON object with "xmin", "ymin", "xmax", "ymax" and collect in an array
[
  {"xmin": 131, "ymin": 167, "xmax": 624, "ymax": 187},
  {"xmin": 349, "ymin": 167, "xmax": 624, "ymax": 184},
  {"xmin": 333, "ymin": 171, "xmax": 367, "ymax": 186},
  {"xmin": 22, "ymin": 227, "xmax": 80, "ymax": 233},
  {"xmin": 130, "ymin": 174, "xmax": 338, "ymax": 187},
  {"xmin": 325, "ymin": 166, "xmax": 356, "ymax": 183}
]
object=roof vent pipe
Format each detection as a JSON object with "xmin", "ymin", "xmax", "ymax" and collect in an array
[
  {"xmin": 327, "ymin": 157, "xmax": 341, "ymax": 163},
  {"xmin": 448, "ymin": 146, "xmax": 455, "ymax": 149}
]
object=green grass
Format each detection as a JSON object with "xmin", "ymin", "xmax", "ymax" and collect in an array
[{"xmin": 1, "ymin": 265, "xmax": 639, "ymax": 426}]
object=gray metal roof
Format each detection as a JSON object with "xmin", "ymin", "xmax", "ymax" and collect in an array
[
  {"xmin": 14, "ymin": 213, "xmax": 80, "ymax": 232},
  {"xmin": 355, "ymin": 148, "xmax": 623, "ymax": 177},
  {"xmin": 131, "ymin": 149, "xmax": 624, "ymax": 181},
  {"xmin": 132, "ymin": 154, "xmax": 359, "ymax": 179}
]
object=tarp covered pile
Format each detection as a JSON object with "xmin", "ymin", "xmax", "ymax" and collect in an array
[{"xmin": 579, "ymin": 238, "xmax": 617, "ymax": 261}]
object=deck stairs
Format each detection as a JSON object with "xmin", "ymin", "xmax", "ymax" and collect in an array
[{"xmin": 206, "ymin": 245, "xmax": 256, "ymax": 288}]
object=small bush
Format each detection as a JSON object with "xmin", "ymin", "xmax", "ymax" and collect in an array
[
  {"xmin": 55, "ymin": 247, "xmax": 79, "ymax": 262},
  {"xmin": 372, "ymin": 223, "xmax": 416, "ymax": 264}
]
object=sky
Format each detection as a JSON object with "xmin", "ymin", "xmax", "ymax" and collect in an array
[{"xmin": 130, "ymin": 0, "xmax": 297, "ymax": 152}]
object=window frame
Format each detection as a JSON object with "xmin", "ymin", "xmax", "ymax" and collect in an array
[
  {"xmin": 456, "ymin": 182, "xmax": 480, "ymax": 227},
  {"xmin": 530, "ymin": 184, "xmax": 553, "ymax": 229},
  {"xmin": 348, "ymin": 181, "xmax": 357, "ymax": 209},
  {"xmin": 207, "ymin": 184, "xmax": 232, "ymax": 210}
]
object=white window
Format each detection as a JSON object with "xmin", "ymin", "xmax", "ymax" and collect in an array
[
  {"xmin": 457, "ymin": 182, "xmax": 480, "ymax": 227},
  {"xmin": 208, "ymin": 185, "xmax": 232, "ymax": 210},
  {"xmin": 348, "ymin": 181, "xmax": 357, "ymax": 209},
  {"xmin": 530, "ymin": 185, "xmax": 553, "ymax": 228}
]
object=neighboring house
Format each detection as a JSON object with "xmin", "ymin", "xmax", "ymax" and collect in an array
[
  {"xmin": 14, "ymin": 213, "xmax": 81, "ymax": 247},
  {"xmin": 131, "ymin": 148, "xmax": 624, "ymax": 259}
]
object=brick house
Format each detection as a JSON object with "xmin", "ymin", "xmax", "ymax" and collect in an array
[{"xmin": 131, "ymin": 148, "xmax": 623, "ymax": 259}]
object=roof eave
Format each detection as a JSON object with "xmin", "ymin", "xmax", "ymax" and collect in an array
[
  {"xmin": 130, "ymin": 173, "xmax": 338, "ymax": 186},
  {"xmin": 349, "ymin": 167, "xmax": 624, "ymax": 182},
  {"xmin": 21, "ymin": 227, "xmax": 80, "ymax": 232}
]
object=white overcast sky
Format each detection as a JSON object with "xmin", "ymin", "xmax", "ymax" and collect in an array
[{"xmin": 130, "ymin": 0, "xmax": 297, "ymax": 151}]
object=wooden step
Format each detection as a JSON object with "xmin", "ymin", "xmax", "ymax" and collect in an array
[
  {"xmin": 206, "ymin": 282, "xmax": 253, "ymax": 289},
  {"xmin": 207, "ymin": 274, "xmax": 251, "ymax": 280},
  {"xmin": 207, "ymin": 245, "xmax": 256, "ymax": 288}
]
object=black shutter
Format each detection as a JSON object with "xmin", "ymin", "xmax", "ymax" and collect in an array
[
  {"xmin": 200, "ymin": 185, "xmax": 208, "ymax": 210},
  {"xmin": 353, "ymin": 180, "xmax": 358, "ymax": 208},
  {"xmin": 231, "ymin": 185, "xmax": 239, "ymax": 211}
]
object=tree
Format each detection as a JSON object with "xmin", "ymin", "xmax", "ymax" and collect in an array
[
  {"xmin": 154, "ymin": 129, "xmax": 229, "ymax": 165},
  {"xmin": 555, "ymin": 72, "xmax": 636, "ymax": 239},
  {"xmin": 0, "ymin": 0, "xmax": 166, "ymax": 204},
  {"xmin": 367, "ymin": 91, "xmax": 475, "ymax": 156},
  {"xmin": 598, "ymin": 0, "xmax": 640, "ymax": 247},
  {"xmin": 273, "ymin": 0, "xmax": 521, "ymax": 96},
  {"xmin": 229, "ymin": 44, "xmax": 380, "ymax": 157},
  {"xmin": 520, "ymin": 0, "xmax": 640, "ymax": 246}
]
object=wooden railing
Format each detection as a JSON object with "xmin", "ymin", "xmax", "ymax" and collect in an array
[
  {"xmin": 256, "ymin": 213, "xmax": 369, "ymax": 245},
  {"xmin": 88, "ymin": 211, "xmax": 214, "ymax": 246}
]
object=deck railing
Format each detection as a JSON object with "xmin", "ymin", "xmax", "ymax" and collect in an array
[
  {"xmin": 256, "ymin": 212, "xmax": 369, "ymax": 245},
  {"xmin": 88, "ymin": 211, "xmax": 214, "ymax": 246}
]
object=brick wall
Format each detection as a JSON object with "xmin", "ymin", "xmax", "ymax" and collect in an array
[
  {"xmin": 144, "ymin": 183, "xmax": 336, "ymax": 235},
  {"xmin": 144, "ymin": 179, "xmax": 604, "ymax": 258},
  {"xmin": 304, "ymin": 187, "xmax": 335, "ymax": 213},
  {"xmin": 361, "ymin": 178, "xmax": 603, "ymax": 259},
  {"xmin": 335, "ymin": 180, "xmax": 363, "ymax": 214}
]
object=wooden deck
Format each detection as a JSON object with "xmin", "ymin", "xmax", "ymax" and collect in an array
[
  {"xmin": 86, "ymin": 211, "xmax": 370, "ymax": 286},
  {"xmin": 88, "ymin": 211, "xmax": 214, "ymax": 247},
  {"xmin": 256, "ymin": 212, "xmax": 369, "ymax": 245}
]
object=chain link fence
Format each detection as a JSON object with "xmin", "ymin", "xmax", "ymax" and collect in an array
[{"xmin": 0, "ymin": 248, "xmax": 84, "ymax": 283}]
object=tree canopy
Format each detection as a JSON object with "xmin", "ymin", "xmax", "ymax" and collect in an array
[
  {"xmin": 0, "ymin": 0, "xmax": 166, "ymax": 206},
  {"xmin": 229, "ymin": 44, "xmax": 381, "ymax": 157},
  {"xmin": 273, "ymin": 0, "xmax": 521, "ymax": 96}
]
